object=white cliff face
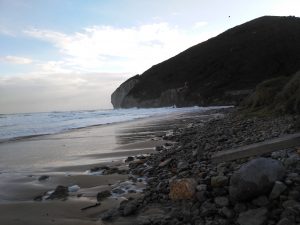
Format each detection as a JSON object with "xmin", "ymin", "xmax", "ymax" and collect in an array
[{"xmin": 111, "ymin": 76, "xmax": 140, "ymax": 108}]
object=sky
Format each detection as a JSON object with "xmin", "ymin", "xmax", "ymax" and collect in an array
[{"xmin": 0, "ymin": 0, "xmax": 299, "ymax": 113}]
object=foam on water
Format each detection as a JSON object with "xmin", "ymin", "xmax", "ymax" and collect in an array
[{"xmin": 0, "ymin": 106, "xmax": 226, "ymax": 141}]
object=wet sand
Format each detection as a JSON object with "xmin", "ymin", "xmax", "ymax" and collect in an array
[{"xmin": 0, "ymin": 110, "xmax": 222, "ymax": 225}]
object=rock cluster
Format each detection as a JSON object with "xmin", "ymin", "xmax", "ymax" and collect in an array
[{"xmin": 110, "ymin": 112, "xmax": 300, "ymax": 225}]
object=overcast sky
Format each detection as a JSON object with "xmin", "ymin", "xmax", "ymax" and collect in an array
[{"xmin": 0, "ymin": 0, "xmax": 299, "ymax": 113}]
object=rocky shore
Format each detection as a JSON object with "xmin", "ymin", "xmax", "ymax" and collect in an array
[
  {"xmin": 96, "ymin": 109, "xmax": 300, "ymax": 225},
  {"xmin": 29, "ymin": 109, "xmax": 300, "ymax": 225}
]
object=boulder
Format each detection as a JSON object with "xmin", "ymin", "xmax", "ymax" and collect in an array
[
  {"xmin": 169, "ymin": 178, "xmax": 197, "ymax": 200},
  {"xmin": 229, "ymin": 158, "xmax": 285, "ymax": 201}
]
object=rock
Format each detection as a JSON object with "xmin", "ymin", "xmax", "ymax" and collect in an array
[
  {"xmin": 97, "ymin": 190, "xmax": 111, "ymax": 201},
  {"xmin": 269, "ymin": 181, "xmax": 287, "ymax": 200},
  {"xmin": 288, "ymin": 190, "xmax": 300, "ymax": 200},
  {"xmin": 38, "ymin": 175, "xmax": 49, "ymax": 181},
  {"xmin": 112, "ymin": 188, "xmax": 125, "ymax": 195},
  {"xmin": 47, "ymin": 185, "xmax": 68, "ymax": 200},
  {"xmin": 211, "ymin": 175, "xmax": 228, "ymax": 188},
  {"xmin": 214, "ymin": 196, "xmax": 229, "ymax": 207},
  {"xmin": 276, "ymin": 218, "xmax": 294, "ymax": 225},
  {"xmin": 220, "ymin": 207, "xmax": 235, "ymax": 219},
  {"xmin": 229, "ymin": 158, "xmax": 286, "ymax": 201},
  {"xmin": 234, "ymin": 203, "xmax": 247, "ymax": 213},
  {"xmin": 282, "ymin": 199, "xmax": 300, "ymax": 209},
  {"xmin": 33, "ymin": 195, "xmax": 43, "ymax": 201},
  {"xmin": 125, "ymin": 156, "xmax": 134, "ymax": 162},
  {"xmin": 123, "ymin": 201, "xmax": 138, "ymax": 216},
  {"xmin": 68, "ymin": 185, "xmax": 80, "ymax": 192},
  {"xmin": 196, "ymin": 191, "xmax": 207, "ymax": 203},
  {"xmin": 196, "ymin": 184, "xmax": 207, "ymax": 192},
  {"xmin": 284, "ymin": 156, "xmax": 299, "ymax": 168},
  {"xmin": 177, "ymin": 160, "xmax": 189, "ymax": 171},
  {"xmin": 129, "ymin": 160, "xmax": 145, "ymax": 169},
  {"xmin": 252, "ymin": 195, "xmax": 269, "ymax": 206},
  {"xmin": 237, "ymin": 207, "xmax": 268, "ymax": 225},
  {"xmin": 271, "ymin": 150, "xmax": 288, "ymax": 159},
  {"xmin": 159, "ymin": 158, "xmax": 172, "ymax": 167},
  {"xmin": 169, "ymin": 178, "xmax": 197, "ymax": 200},
  {"xmin": 100, "ymin": 209, "xmax": 118, "ymax": 220},
  {"xmin": 200, "ymin": 201, "xmax": 217, "ymax": 217}
]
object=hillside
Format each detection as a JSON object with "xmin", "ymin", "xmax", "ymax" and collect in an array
[{"xmin": 111, "ymin": 16, "xmax": 300, "ymax": 108}]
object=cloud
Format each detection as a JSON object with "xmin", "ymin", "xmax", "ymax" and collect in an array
[
  {"xmin": 24, "ymin": 23, "xmax": 216, "ymax": 74},
  {"xmin": 194, "ymin": 21, "xmax": 208, "ymax": 28},
  {"xmin": 0, "ymin": 27, "xmax": 16, "ymax": 37},
  {"xmin": 270, "ymin": 0, "xmax": 300, "ymax": 16},
  {"xmin": 0, "ymin": 23, "xmax": 219, "ymax": 113},
  {"xmin": 0, "ymin": 72, "xmax": 130, "ymax": 113},
  {"xmin": 1, "ymin": 55, "xmax": 33, "ymax": 64}
]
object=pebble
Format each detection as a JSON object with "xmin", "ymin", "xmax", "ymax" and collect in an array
[
  {"xmin": 214, "ymin": 196, "xmax": 229, "ymax": 207},
  {"xmin": 211, "ymin": 175, "xmax": 228, "ymax": 188}
]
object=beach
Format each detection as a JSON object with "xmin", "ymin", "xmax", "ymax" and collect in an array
[
  {"xmin": 1, "ymin": 107, "xmax": 299, "ymax": 225},
  {"xmin": 0, "ymin": 108, "xmax": 223, "ymax": 225}
]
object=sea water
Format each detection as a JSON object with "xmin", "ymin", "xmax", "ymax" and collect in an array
[{"xmin": 0, "ymin": 106, "xmax": 225, "ymax": 142}]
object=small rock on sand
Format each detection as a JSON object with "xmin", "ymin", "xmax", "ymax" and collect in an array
[
  {"xmin": 47, "ymin": 185, "xmax": 69, "ymax": 200},
  {"xmin": 97, "ymin": 190, "xmax": 111, "ymax": 201}
]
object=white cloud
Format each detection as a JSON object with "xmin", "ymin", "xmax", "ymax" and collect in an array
[
  {"xmin": 24, "ymin": 23, "xmax": 216, "ymax": 74},
  {"xmin": 0, "ymin": 27, "xmax": 16, "ymax": 37},
  {"xmin": 0, "ymin": 23, "xmax": 219, "ymax": 113},
  {"xmin": 194, "ymin": 21, "xmax": 208, "ymax": 28},
  {"xmin": 271, "ymin": 0, "xmax": 300, "ymax": 16},
  {"xmin": 1, "ymin": 55, "xmax": 33, "ymax": 64}
]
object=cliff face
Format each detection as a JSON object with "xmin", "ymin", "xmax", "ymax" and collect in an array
[
  {"xmin": 111, "ymin": 75, "xmax": 140, "ymax": 108},
  {"xmin": 111, "ymin": 16, "xmax": 300, "ymax": 109}
]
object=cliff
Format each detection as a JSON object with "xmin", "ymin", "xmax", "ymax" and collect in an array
[
  {"xmin": 111, "ymin": 16, "xmax": 300, "ymax": 108},
  {"xmin": 111, "ymin": 75, "xmax": 140, "ymax": 109}
]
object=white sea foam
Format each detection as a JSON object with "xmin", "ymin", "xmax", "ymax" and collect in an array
[{"xmin": 0, "ymin": 106, "xmax": 228, "ymax": 141}]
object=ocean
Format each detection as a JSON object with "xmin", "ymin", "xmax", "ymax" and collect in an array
[{"xmin": 0, "ymin": 106, "xmax": 224, "ymax": 142}]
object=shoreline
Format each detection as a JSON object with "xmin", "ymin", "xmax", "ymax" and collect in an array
[{"xmin": 0, "ymin": 108, "xmax": 226, "ymax": 225}]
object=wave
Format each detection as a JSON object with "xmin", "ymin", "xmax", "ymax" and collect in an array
[{"xmin": 0, "ymin": 106, "xmax": 229, "ymax": 142}]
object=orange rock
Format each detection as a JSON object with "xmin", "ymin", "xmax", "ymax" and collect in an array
[{"xmin": 169, "ymin": 178, "xmax": 197, "ymax": 200}]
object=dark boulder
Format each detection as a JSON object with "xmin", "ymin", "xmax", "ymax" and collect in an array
[{"xmin": 229, "ymin": 158, "xmax": 285, "ymax": 201}]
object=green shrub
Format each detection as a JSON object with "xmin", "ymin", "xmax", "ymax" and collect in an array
[
  {"xmin": 243, "ymin": 76, "xmax": 289, "ymax": 109},
  {"xmin": 275, "ymin": 71, "xmax": 300, "ymax": 114}
]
